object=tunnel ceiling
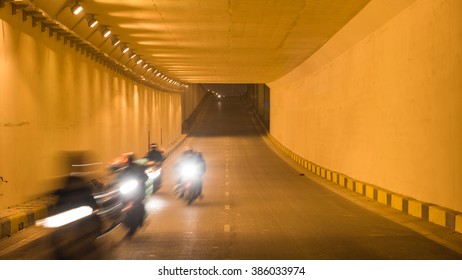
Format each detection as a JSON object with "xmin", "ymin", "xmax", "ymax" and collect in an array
[{"xmin": 30, "ymin": 0, "xmax": 371, "ymax": 84}]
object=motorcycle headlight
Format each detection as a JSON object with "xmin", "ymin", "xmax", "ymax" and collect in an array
[
  {"xmin": 36, "ymin": 206, "xmax": 93, "ymax": 228},
  {"xmin": 119, "ymin": 179, "xmax": 138, "ymax": 195},
  {"xmin": 180, "ymin": 163, "xmax": 199, "ymax": 179},
  {"xmin": 146, "ymin": 168, "xmax": 161, "ymax": 179}
]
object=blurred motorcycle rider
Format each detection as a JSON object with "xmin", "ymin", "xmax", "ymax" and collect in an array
[
  {"xmin": 118, "ymin": 152, "xmax": 148, "ymax": 199},
  {"xmin": 55, "ymin": 175, "xmax": 99, "ymax": 213},
  {"xmin": 116, "ymin": 153, "xmax": 149, "ymax": 236},
  {"xmin": 52, "ymin": 151, "xmax": 103, "ymax": 259},
  {"xmin": 54, "ymin": 151, "xmax": 101, "ymax": 214},
  {"xmin": 174, "ymin": 147, "xmax": 206, "ymax": 197},
  {"xmin": 146, "ymin": 143, "xmax": 165, "ymax": 164}
]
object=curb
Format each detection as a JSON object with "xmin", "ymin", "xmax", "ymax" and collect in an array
[
  {"xmin": 0, "ymin": 196, "xmax": 56, "ymax": 239},
  {"xmin": 266, "ymin": 134, "xmax": 462, "ymax": 235}
]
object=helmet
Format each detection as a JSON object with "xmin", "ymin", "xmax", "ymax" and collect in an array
[{"xmin": 183, "ymin": 146, "xmax": 195, "ymax": 156}]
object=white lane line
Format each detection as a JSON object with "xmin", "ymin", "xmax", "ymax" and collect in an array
[
  {"xmin": 224, "ymin": 224, "xmax": 231, "ymax": 232},
  {"xmin": 225, "ymin": 204, "xmax": 230, "ymax": 210},
  {"xmin": 225, "ymin": 191, "xmax": 230, "ymax": 196}
]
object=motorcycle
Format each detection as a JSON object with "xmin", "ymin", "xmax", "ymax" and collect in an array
[
  {"xmin": 135, "ymin": 158, "xmax": 163, "ymax": 196},
  {"xmin": 108, "ymin": 155, "xmax": 149, "ymax": 237},
  {"xmin": 36, "ymin": 179, "xmax": 123, "ymax": 259},
  {"xmin": 37, "ymin": 205, "xmax": 103, "ymax": 259},
  {"xmin": 174, "ymin": 160, "xmax": 203, "ymax": 205},
  {"xmin": 118, "ymin": 176, "xmax": 147, "ymax": 237}
]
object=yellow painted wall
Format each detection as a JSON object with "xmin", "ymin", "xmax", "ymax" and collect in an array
[
  {"xmin": 269, "ymin": 0, "xmax": 462, "ymax": 212},
  {"xmin": 0, "ymin": 7, "xmax": 183, "ymax": 208}
]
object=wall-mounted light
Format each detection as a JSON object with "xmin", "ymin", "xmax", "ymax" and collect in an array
[
  {"xmin": 111, "ymin": 36, "xmax": 120, "ymax": 46},
  {"xmin": 129, "ymin": 52, "xmax": 136, "ymax": 60},
  {"xmin": 136, "ymin": 59, "xmax": 143, "ymax": 65},
  {"xmin": 121, "ymin": 44, "xmax": 129, "ymax": 53},
  {"xmin": 87, "ymin": 15, "xmax": 98, "ymax": 28},
  {"xmin": 89, "ymin": 19, "xmax": 98, "ymax": 28},
  {"xmin": 71, "ymin": 3, "xmax": 83, "ymax": 15},
  {"xmin": 101, "ymin": 27, "xmax": 111, "ymax": 38}
]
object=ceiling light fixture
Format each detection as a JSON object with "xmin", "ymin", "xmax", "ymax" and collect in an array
[
  {"xmin": 102, "ymin": 28, "xmax": 111, "ymax": 38},
  {"xmin": 87, "ymin": 15, "xmax": 98, "ymax": 28},
  {"xmin": 71, "ymin": 3, "xmax": 83, "ymax": 15},
  {"xmin": 111, "ymin": 36, "xmax": 120, "ymax": 46},
  {"xmin": 121, "ymin": 44, "xmax": 129, "ymax": 53}
]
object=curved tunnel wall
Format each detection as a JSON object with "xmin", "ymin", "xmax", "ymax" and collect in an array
[
  {"xmin": 181, "ymin": 84, "xmax": 209, "ymax": 133},
  {"xmin": 268, "ymin": 0, "xmax": 462, "ymax": 212},
  {"xmin": 0, "ymin": 8, "xmax": 185, "ymax": 209}
]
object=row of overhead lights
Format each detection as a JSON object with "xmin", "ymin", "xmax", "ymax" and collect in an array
[
  {"xmin": 0, "ymin": 0, "xmax": 188, "ymax": 92},
  {"xmin": 69, "ymin": 1, "xmax": 188, "ymax": 90}
]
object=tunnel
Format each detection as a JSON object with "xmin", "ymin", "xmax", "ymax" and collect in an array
[{"xmin": 0, "ymin": 0, "xmax": 461, "ymax": 262}]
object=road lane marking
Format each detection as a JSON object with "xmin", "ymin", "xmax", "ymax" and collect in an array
[
  {"xmin": 224, "ymin": 224, "xmax": 231, "ymax": 232},
  {"xmin": 225, "ymin": 191, "xmax": 230, "ymax": 196},
  {"xmin": 225, "ymin": 204, "xmax": 230, "ymax": 210}
]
